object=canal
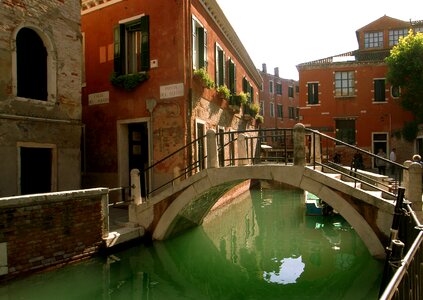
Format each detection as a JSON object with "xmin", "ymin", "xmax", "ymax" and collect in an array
[{"xmin": 0, "ymin": 181, "xmax": 384, "ymax": 299}]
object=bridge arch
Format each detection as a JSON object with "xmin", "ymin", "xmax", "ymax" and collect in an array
[{"xmin": 151, "ymin": 165, "xmax": 391, "ymax": 259}]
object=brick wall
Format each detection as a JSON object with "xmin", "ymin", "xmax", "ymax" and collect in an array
[{"xmin": 0, "ymin": 188, "xmax": 108, "ymax": 281}]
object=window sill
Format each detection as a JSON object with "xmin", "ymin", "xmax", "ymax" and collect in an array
[
  {"xmin": 372, "ymin": 100, "xmax": 387, "ymax": 104},
  {"xmin": 15, "ymin": 96, "xmax": 55, "ymax": 106},
  {"xmin": 307, "ymin": 103, "xmax": 320, "ymax": 106}
]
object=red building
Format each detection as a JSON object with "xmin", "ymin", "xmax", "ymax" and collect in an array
[
  {"xmin": 81, "ymin": 0, "xmax": 261, "ymax": 193},
  {"xmin": 258, "ymin": 63, "xmax": 299, "ymax": 129},
  {"xmin": 297, "ymin": 16, "xmax": 422, "ymax": 166}
]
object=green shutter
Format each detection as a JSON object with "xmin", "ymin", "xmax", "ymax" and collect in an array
[
  {"xmin": 242, "ymin": 77, "xmax": 247, "ymax": 93},
  {"xmin": 198, "ymin": 28, "xmax": 205, "ymax": 68},
  {"xmin": 229, "ymin": 59, "xmax": 235, "ymax": 94},
  {"xmin": 218, "ymin": 49, "xmax": 224, "ymax": 86},
  {"xmin": 114, "ymin": 24, "xmax": 125, "ymax": 75},
  {"xmin": 140, "ymin": 15, "xmax": 150, "ymax": 71}
]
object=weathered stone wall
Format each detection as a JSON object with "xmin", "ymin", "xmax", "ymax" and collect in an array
[
  {"xmin": 0, "ymin": 188, "xmax": 108, "ymax": 281},
  {"xmin": 0, "ymin": 0, "xmax": 82, "ymax": 196}
]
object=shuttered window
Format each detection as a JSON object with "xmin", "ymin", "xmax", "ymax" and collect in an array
[{"xmin": 114, "ymin": 15, "xmax": 150, "ymax": 75}]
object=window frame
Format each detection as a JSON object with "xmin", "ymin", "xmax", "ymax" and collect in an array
[
  {"xmin": 269, "ymin": 102, "xmax": 274, "ymax": 118},
  {"xmin": 192, "ymin": 16, "xmax": 207, "ymax": 70},
  {"xmin": 307, "ymin": 82, "xmax": 319, "ymax": 105},
  {"xmin": 335, "ymin": 119, "xmax": 356, "ymax": 145},
  {"xmin": 334, "ymin": 71, "xmax": 355, "ymax": 97},
  {"xmin": 215, "ymin": 43, "xmax": 225, "ymax": 87},
  {"xmin": 277, "ymin": 104, "xmax": 283, "ymax": 119},
  {"xmin": 364, "ymin": 31, "xmax": 384, "ymax": 48},
  {"xmin": 275, "ymin": 82, "xmax": 282, "ymax": 95},
  {"xmin": 373, "ymin": 78, "xmax": 386, "ymax": 102},
  {"xmin": 114, "ymin": 14, "xmax": 150, "ymax": 75}
]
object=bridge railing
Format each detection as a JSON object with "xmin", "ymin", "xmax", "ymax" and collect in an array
[
  {"xmin": 306, "ymin": 128, "xmax": 406, "ymax": 197},
  {"xmin": 379, "ymin": 199, "xmax": 423, "ymax": 300}
]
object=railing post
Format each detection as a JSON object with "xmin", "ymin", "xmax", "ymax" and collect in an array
[
  {"xmin": 310, "ymin": 132, "xmax": 322, "ymax": 164},
  {"xmin": 293, "ymin": 123, "xmax": 305, "ymax": 166},
  {"xmin": 237, "ymin": 134, "xmax": 247, "ymax": 166},
  {"xmin": 408, "ymin": 161, "xmax": 422, "ymax": 211},
  {"xmin": 206, "ymin": 129, "xmax": 218, "ymax": 168},
  {"xmin": 131, "ymin": 168, "xmax": 142, "ymax": 205},
  {"xmin": 101, "ymin": 192, "xmax": 109, "ymax": 238}
]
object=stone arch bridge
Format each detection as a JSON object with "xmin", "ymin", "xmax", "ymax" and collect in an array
[{"xmin": 126, "ymin": 125, "xmax": 422, "ymax": 260}]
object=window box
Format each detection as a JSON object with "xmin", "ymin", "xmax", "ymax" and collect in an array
[
  {"xmin": 193, "ymin": 67, "xmax": 215, "ymax": 89},
  {"xmin": 110, "ymin": 72, "xmax": 149, "ymax": 91}
]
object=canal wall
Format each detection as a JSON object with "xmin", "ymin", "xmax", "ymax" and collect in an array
[{"xmin": 0, "ymin": 188, "xmax": 108, "ymax": 281}]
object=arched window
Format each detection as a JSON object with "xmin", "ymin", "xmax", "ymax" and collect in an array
[{"xmin": 16, "ymin": 28, "xmax": 47, "ymax": 100}]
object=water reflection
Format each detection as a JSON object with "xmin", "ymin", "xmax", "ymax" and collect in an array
[{"xmin": 0, "ymin": 181, "xmax": 383, "ymax": 300}]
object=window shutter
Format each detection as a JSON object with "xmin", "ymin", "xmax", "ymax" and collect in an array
[
  {"xmin": 222, "ymin": 52, "xmax": 226, "ymax": 86},
  {"xmin": 140, "ymin": 15, "xmax": 150, "ymax": 71},
  {"xmin": 218, "ymin": 49, "xmax": 224, "ymax": 86},
  {"xmin": 198, "ymin": 28, "xmax": 204, "ymax": 68},
  {"xmin": 229, "ymin": 59, "xmax": 235, "ymax": 94},
  {"xmin": 114, "ymin": 24, "xmax": 125, "ymax": 75},
  {"xmin": 242, "ymin": 77, "xmax": 247, "ymax": 93}
]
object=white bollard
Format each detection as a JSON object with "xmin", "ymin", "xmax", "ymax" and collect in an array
[{"xmin": 130, "ymin": 168, "xmax": 142, "ymax": 205}]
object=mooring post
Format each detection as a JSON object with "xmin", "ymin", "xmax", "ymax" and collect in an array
[
  {"xmin": 131, "ymin": 168, "xmax": 142, "ymax": 205},
  {"xmin": 293, "ymin": 123, "xmax": 305, "ymax": 166}
]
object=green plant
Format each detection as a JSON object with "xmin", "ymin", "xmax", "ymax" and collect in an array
[
  {"xmin": 110, "ymin": 72, "xmax": 149, "ymax": 90},
  {"xmin": 238, "ymin": 92, "xmax": 249, "ymax": 105},
  {"xmin": 402, "ymin": 120, "xmax": 419, "ymax": 142},
  {"xmin": 249, "ymin": 102, "xmax": 260, "ymax": 116},
  {"xmin": 193, "ymin": 68, "xmax": 215, "ymax": 89},
  {"xmin": 216, "ymin": 85, "xmax": 231, "ymax": 99},
  {"xmin": 255, "ymin": 114, "xmax": 264, "ymax": 124}
]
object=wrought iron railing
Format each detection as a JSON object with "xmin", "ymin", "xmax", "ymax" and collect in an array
[{"xmin": 379, "ymin": 196, "xmax": 423, "ymax": 299}]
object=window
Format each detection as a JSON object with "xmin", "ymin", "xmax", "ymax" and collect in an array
[
  {"xmin": 296, "ymin": 108, "xmax": 300, "ymax": 120},
  {"xmin": 288, "ymin": 86, "xmax": 294, "ymax": 98},
  {"xmin": 192, "ymin": 17, "xmax": 207, "ymax": 70},
  {"xmin": 114, "ymin": 15, "xmax": 150, "ymax": 75},
  {"xmin": 269, "ymin": 81, "xmax": 274, "ymax": 94},
  {"xmin": 288, "ymin": 107, "xmax": 295, "ymax": 119},
  {"xmin": 307, "ymin": 82, "xmax": 319, "ymax": 104},
  {"xmin": 364, "ymin": 31, "xmax": 383, "ymax": 48},
  {"xmin": 215, "ymin": 43, "xmax": 225, "ymax": 86},
  {"xmin": 335, "ymin": 71, "xmax": 355, "ymax": 97},
  {"xmin": 389, "ymin": 29, "xmax": 407, "ymax": 47},
  {"xmin": 259, "ymin": 101, "xmax": 264, "ymax": 115},
  {"xmin": 270, "ymin": 102, "xmax": 274, "ymax": 117},
  {"xmin": 374, "ymin": 79, "xmax": 386, "ymax": 102},
  {"xmin": 277, "ymin": 104, "xmax": 283, "ymax": 118},
  {"xmin": 16, "ymin": 28, "xmax": 47, "ymax": 100},
  {"xmin": 276, "ymin": 83, "xmax": 282, "ymax": 95},
  {"xmin": 391, "ymin": 85, "xmax": 401, "ymax": 98},
  {"xmin": 243, "ymin": 77, "xmax": 254, "ymax": 102},
  {"xmin": 228, "ymin": 58, "xmax": 236, "ymax": 94},
  {"xmin": 335, "ymin": 119, "xmax": 356, "ymax": 144}
]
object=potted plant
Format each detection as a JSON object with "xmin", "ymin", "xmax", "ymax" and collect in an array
[
  {"xmin": 110, "ymin": 72, "xmax": 149, "ymax": 91},
  {"xmin": 255, "ymin": 114, "xmax": 264, "ymax": 124},
  {"xmin": 193, "ymin": 67, "xmax": 215, "ymax": 89},
  {"xmin": 229, "ymin": 92, "xmax": 249, "ymax": 113},
  {"xmin": 216, "ymin": 85, "xmax": 231, "ymax": 100},
  {"xmin": 243, "ymin": 102, "xmax": 260, "ymax": 120}
]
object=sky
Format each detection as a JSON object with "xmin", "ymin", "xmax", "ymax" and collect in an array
[{"xmin": 216, "ymin": 0, "xmax": 423, "ymax": 80}]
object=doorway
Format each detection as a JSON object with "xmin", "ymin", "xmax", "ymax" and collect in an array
[
  {"xmin": 196, "ymin": 121, "xmax": 206, "ymax": 171},
  {"xmin": 20, "ymin": 147, "xmax": 52, "ymax": 195},
  {"xmin": 372, "ymin": 133, "xmax": 388, "ymax": 168},
  {"xmin": 128, "ymin": 123, "xmax": 149, "ymax": 197}
]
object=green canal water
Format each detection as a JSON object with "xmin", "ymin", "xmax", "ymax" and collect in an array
[{"xmin": 0, "ymin": 182, "xmax": 384, "ymax": 300}]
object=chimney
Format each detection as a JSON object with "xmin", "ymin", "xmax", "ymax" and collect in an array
[
  {"xmin": 262, "ymin": 63, "xmax": 267, "ymax": 73},
  {"xmin": 274, "ymin": 67, "xmax": 279, "ymax": 78}
]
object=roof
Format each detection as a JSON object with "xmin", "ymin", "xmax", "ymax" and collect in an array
[{"xmin": 296, "ymin": 49, "xmax": 391, "ymax": 69}]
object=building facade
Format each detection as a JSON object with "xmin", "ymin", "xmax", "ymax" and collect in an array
[
  {"xmin": 258, "ymin": 64, "xmax": 299, "ymax": 129},
  {"xmin": 0, "ymin": 0, "xmax": 82, "ymax": 196},
  {"xmin": 81, "ymin": 0, "xmax": 261, "ymax": 194},
  {"xmin": 297, "ymin": 15, "xmax": 421, "ymax": 166}
]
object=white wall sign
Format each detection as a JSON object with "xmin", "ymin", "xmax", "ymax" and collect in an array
[
  {"xmin": 88, "ymin": 91, "xmax": 109, "ymax": 105},
  {"xmin": 160, "ymin": 83, "xmax": 184, "ymax": 99}
]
